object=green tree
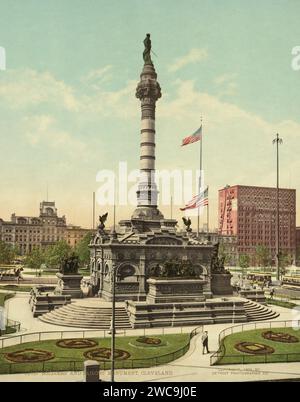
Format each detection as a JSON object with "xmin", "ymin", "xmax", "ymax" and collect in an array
[
  {"xmin": 24, "ymin": 247, "xmax": 46, "ymax": 269},
  {"xmin": 45, "ymin": 240, "xmax": 72, "ymax": 269},
  {"xmin": 238, "ymin": 254, "xmax": 250, "ymax": 278},
  {"xmin": 0, "ymin": 241, "xmax": 17, "ymax": 264},
  {"xmin": 239, "ymin": 254, "xmax": 250, "ymax": 269},
  {"xmin": 279, "ymin": 251, "xmax": 292, "ymax": 278},
  {"xmin": 218, "ymin": 243, "xmax": 231, "ymax": 266},
  {"xmin": 255, "ymin": 245, "xmax": 271, "ymax": 269},
  {"xmin": 75, "ymin": 232, "xmax": 93, "ymax": 267}
]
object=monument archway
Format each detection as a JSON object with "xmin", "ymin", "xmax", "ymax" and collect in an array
[{"xmin": 116, "ymin": 263, "xmax": 138, "ymax": 282}]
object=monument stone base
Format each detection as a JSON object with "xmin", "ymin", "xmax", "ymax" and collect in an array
[
  {"xmin": 146, "ymin": 278, "xmax": 206, "ymax": 304},
  {"xmin": 127, "ymin": 299, "xmax": 247, "ymax": 328},
  {"xmin": 239, "ymin": 289, "xmax": 266, "ymax": 304},
  {"xmin": 55, "ymin": 272, "xmax": 83, "ymax": 299},
  {"xmin": 211, "ymin": 273, "xmax": 233, "ymax": 295}
]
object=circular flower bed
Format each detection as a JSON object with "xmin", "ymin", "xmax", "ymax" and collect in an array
[
  {"xmin": 84, "ymin": 348, "xmax": 130, "ymax": 361},
  {"xmin": 136, "ymin": 336, "xmax": 162, "ymax": 346},
  {"xmin": 235, "ymin": 342, "xmax": 275, "ymax": 355},
  {"xmin": 262, "ymin": 331, "xmax": 299, "ymax": 343},
  {"xmin": 5, "ymin": 349, "xmax": 54, "ymax": 363},
  {"xmin": 56, "ymin": 338, "xmax": 98, "ymax": 349}
]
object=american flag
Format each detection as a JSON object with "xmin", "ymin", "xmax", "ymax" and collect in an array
[
  {"xmin": 181, "ymin": 125, "xmax": 202, "ymax": 146},
  {"xmin": 180, "ymin": 187, "xmax": 209, "ymax": 211}
]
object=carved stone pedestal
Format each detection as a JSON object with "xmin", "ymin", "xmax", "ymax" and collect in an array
[
  {"xmin": 146, "ymin": 278, "xmax": 206, "ymax": 304},
  {"xmin": 55, "ymin": 272, "xmax": 83, "ymax": 299},
  {"xmin": 211, "ymin": 273, "xmax": 233, "ymax": 296}
]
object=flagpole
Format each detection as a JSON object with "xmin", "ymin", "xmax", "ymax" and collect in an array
[
  {"xmin": 197, "ymin": 118, "xmax": 203, "ymax": 237},
  {"xmin": 92, "ymin": 191, "xmax": 95, "ymax": 230},
  {"xmin": 170, "ymin": 195, "xmax": 173, "ymax": 219}
]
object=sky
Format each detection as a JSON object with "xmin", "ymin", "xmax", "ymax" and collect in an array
[{"xmin": 0, "ymin": 0, "xmax": 300, "ymax": 230}]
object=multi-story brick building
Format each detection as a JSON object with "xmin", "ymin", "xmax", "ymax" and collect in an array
[
  {"xmin": 218, "ymin": 185, "xmax": 296, "ymax": 264},
  {"xmin": 65, "ymin": 225, "xmax": 91, "ymax": 247},
  {"xmin": 296, "ymin": 227, "xmax": 300, "ymax": 266},
  {"xmin": 0, "ymin": 201, "xmax": 90, "ymax": 255}
]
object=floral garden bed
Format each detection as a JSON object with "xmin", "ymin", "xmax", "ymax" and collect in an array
[
  {"xmin": 84, "ymin": 347, "xmax": 131, "ymax": 361},
  {"xmin": 5, "ymin": 349, "xmax": 54, "ymax": 363},
  {"xmin": 216, "ymin": 327, "xmax": 300, "ymax": 365},
  {"xmin": 0, "ymin": 333, "xmax": 190, "ymax": 374},
  {"xmin": 56, "ymin": 339, "xmax": 98, "ymax": 349}
]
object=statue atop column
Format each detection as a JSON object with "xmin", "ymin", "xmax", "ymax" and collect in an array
[
  {"xmin": 143, "ymin": 33, "xmax": 153, "ymax": 65},
  {"xmin": 136, "ymin": 34, "xmax": 161, "ymax": 103}
]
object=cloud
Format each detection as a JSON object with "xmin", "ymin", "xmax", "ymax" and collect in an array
[
  {"xmin": 24, "ymin": 114, "xmax": 86, "ymax": 154},
  {"xmin": 1, "ymin": 67, "xmax": 299, "ymax": 228},
  {"xmin": 214, "ymin": 73, "xmax": 238, "ymax": 97},
  {"xmin": 0, "ymin": 69, "xmax": 79, "ymax": 111},
  {"xmin": 0, "ymin": 68, "xmax": 137, "ymax": 120},
  {"xmin": 82, "ymin": 65, "xmax": 113, "ymax": 89},
  {"xmin": 168, "ymin": 48, "xmax": 208, "ymax": 72}
]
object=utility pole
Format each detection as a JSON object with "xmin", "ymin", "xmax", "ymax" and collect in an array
[{"xmin": 272, "ymin": 133, "xmax": 283, "ymax": 281}]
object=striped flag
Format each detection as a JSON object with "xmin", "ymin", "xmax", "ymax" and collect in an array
[
  {"xmin": 196, "ymin": 186, "xmax": 208, "ymax": 207},
  {"xmin": 180, "ymin": 186, "xmax": 209, "ymax": 211},
  {"xmin": 181, "ymin": 125, "xmax": 202, "ymax": 146}
]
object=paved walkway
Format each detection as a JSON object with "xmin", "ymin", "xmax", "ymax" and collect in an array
[{"xmin": 0, "ymin": 295, "xmax": 300, "ymax": 382}]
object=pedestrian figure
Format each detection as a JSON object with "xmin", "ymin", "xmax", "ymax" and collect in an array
[
  {"xmin": 202, "ymin": 331, "xmax": 210, "ymax": 354},
  {"xmin": 270, "ymin": 288, "xmax": 274, "ymax": 300}
]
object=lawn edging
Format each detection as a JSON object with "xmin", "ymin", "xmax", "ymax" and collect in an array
[
  {"xmin": 210, "ymin": 320, "xmax": 300, "ymax": 366},
  {"xmin": 0, "ymin": 326, "xmax": 204, "ymax": 374}
]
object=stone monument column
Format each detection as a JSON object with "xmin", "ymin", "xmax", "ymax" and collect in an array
[{"xmin": 132, "ymin": 34, "xmax": 164, "ymax": 220}]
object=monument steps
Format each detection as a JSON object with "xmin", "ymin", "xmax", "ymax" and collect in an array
[
  {"xmin": 43, "ymin": 311, "xmax": 130, "ymax": 323},
  {"xmin": 243, "ymin": 300, "xmax": 280, "ymax": 321},
  {"xmin": 39, "ymin": 303, "xmax": 132, "ymax": 329}
]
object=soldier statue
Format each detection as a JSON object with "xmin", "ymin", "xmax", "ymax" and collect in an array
[
  {"xmin": 143, "ymin": 33, "xmax": 153, "ymax": 65},
  {"xmin": 60, "ymin": 252, "xmax": 79, "ymax": 275}
]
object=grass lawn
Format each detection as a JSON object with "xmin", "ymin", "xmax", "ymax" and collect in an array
[
  {"xmin": 266, "ymin": 298, "xmax": 297, "ymax": 309},
  {"xmin": 0, "ymin": 292, "xmax": 14, "ymax": 307},
  {"xmin": 0, "ymin": 285, "xmax": 32, "ymax": 293},
  {"xmin": 0, "ymin": 333, "xmax": 190, "ymax": 374},
  {"xmin": 217, "ymin": 327, "xmax": 300, "ymax": 365},
  {"xmin": 0, "ymin": 293, "xmax": 18, "ymax": 336},
  {"xmin": 23, "ymin": 269, "xmax": 89, "ymax": 276}
]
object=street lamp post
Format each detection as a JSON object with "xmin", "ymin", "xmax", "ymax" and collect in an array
[
  {"xmin": 110, "ymin": 263, "xmax": 116, "ymax": 382},
  {"xmin": 272, "ymin": 133, "xmax": 283, "ymax": 281}
]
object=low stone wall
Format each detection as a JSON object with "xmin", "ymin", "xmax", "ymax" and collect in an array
[{"xmin": 29, "ymin": 286, "xmax": 71, "ymax": 317}]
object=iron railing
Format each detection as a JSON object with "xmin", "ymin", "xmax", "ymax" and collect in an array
[
  {"xmin": 210, "ymin": 320, "xmax": 300, "ymax": 366},
  {"xmin": 0, "ymin": 325, "xmax": 203, "ymax": 374},
  {"xmin": 0, "ymin": 319, "xmax": 21, "ymax": 337}
]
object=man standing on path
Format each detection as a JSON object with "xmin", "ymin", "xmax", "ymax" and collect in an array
[{"xmin": 202, "ymin": 331, "xmax": 210, "ymax": 354}]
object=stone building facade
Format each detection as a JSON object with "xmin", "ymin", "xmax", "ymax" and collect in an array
[
  {"xmin": 0, "ymin": 201, "xmax": 90, "ymax": 254},
  {"xmin": 296, "ymin": 227, "xmax": 300, "ymax": 266},
  {"xmin": 65, "ymin": 225, "xmax": 92, "ymax": 247}
]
